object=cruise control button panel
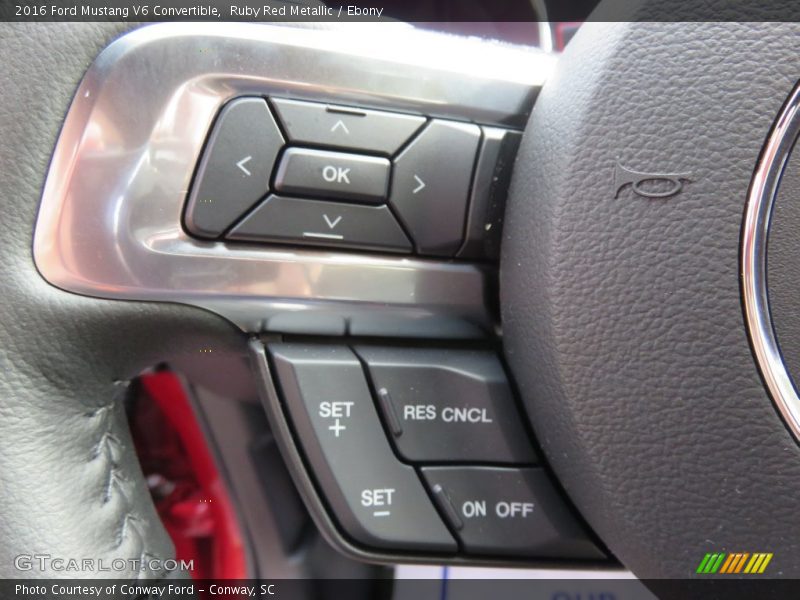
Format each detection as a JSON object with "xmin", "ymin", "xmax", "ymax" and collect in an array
[
  {"xmin": 355, "ymin": 347, "xmax": 536, "ymax": 464},
  {"xmin": 422, "ymin": 467, "xmax": 604, "ymax": 559},
  {"xmin": 228, "ymin": 195, "xmax": 412, "ymax": 253},
  {"xmin": 269, "ymin": 344, "xmax": 456, "ymax": 552},
  {"xmin": 183, "ymin": 96, "xmax": 521, "ymax": 259},
  {"xmin": 264, "ymin": 343, "xmax": 605, "ymax": 563},
  {"xmin": 184, "ymin": 97, "xmax": 284, "ymax": 238}
]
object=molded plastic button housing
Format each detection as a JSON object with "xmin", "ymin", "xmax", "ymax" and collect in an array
[
  {"xmin": 274, "ymin": 148, "xmax": 390, "ymax": 204},
  {"xmin": 422, "ymin": 467, "xmax": 604, "ymax": 559},
  {"xmin": 227, "ymin": 195, "xmax": 411, "ymax": 253},
  {"xmin": 458, "ymin": 127, "xmax": 522, "ymax": 259},
  {"xmin": 355, "ymin": 347, "xmax": 536, "ymax": 463},
  {"xmin": 271, "ymin": 98, "xmax": 425, "ymax": 155},
  {"xmin": 389, "ymin": 120, "xmax": 480, "ymax": 256},
  {"xmin": 270, "ymin": 344, "xmax": 457, "ymax": 552},
  {"xmin": 184, "ymin": 97, "xmax": 283, "ymax": 238}
]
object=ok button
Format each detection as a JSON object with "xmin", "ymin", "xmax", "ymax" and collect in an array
[{"xmin": 274, "ymin": 147, "xmax": 390, "ymax": 204}]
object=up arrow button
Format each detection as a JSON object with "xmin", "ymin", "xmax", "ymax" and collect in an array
[
  {"xmin": 271, "ymin": 98, "xmax": 425, "ymax": 155},
  {"xmin": 331, "ymin": 119, "xmax": 350, "ymax": 135}
]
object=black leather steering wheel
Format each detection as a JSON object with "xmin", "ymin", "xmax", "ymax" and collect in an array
[
  {"xmin": 5, "ymin": 16, "xmax": 800, "ymax": 585},
  {"xmin": 0, "ymin": 23, "xmax": 246, "ymax": 580},
  {"xmin": 504, "ymin": 21, "xmax": 800, "ymax": 578}
]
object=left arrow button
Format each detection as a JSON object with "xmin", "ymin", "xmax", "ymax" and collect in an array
[
  {"xmin": 184, "ymin": 98, "xmax": 284, "ymax": 239},
  {"xmin": 236, "ymin": 155, "xmax": 253, "ymax": 176}
]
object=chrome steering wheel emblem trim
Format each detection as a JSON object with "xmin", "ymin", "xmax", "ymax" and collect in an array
[
  {"xmin": 33, "ymin": 23, "xmax": 555, "ymax": 337},
  {"xmin": 743, "ymin": 82, "xmax": 800, "ymax": 441}
]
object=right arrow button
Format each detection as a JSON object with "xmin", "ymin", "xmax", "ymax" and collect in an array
[
  {"xmin": 412, "ymin": 174, "xmax": 426, "ymax": 194},
  {"xmin": 389, "ymin": 120, "xmax": 480, "ymax": 256}
]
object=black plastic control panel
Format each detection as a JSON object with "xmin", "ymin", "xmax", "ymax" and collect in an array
[
  {"xmin": 268, "ymin": 343, "xmax": 604, "ymax": 561},
  {"xmin": 183, "ymin": 97, "xmax": 520, "ymax": 259}
]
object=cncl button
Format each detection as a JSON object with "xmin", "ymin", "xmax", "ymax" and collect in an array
[
  {"xmin": 355, "ymin": 347, "xmax": 536, "ymax": 464},
  {"xmin": 422, "ymin": 467, "xmax": 604, "ymax": 559}
]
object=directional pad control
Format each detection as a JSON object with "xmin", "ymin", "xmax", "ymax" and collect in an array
[{"xmin": 184, "ymin": 96, "xmax": 516, "ymax": 260}]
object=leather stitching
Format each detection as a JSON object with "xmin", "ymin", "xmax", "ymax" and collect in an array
[{"xmin": 89, "ymin": 396, "xmax": 165, "ymax": 579}]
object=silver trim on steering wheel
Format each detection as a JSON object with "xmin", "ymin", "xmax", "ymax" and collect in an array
[
  {"xmin": 33, "ymin": 23, "xmax": 554, "ymax": 336},
  {"xmin": 742, "ymin": 82, "xmax": 800, "ymax": 441}
]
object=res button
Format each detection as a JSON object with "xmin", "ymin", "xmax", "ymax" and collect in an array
[
  {"xmin": 355, "ymin": 347, "xmax": 536, "ymax": 464},
  {"xmin": 184, "ymin": 97, "xmax": 284, "ymax": 238}
]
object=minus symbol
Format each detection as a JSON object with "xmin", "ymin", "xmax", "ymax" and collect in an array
[
  {"xmin": 303, "ymin": 232, "xmax": 344, "ymax": 240},
  {"xmin": 373, "ymin": 511, "xmax": 391, "ymax": 517}
]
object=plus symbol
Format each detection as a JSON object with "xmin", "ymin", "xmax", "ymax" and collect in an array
[{"xmin": 329, "ymin": 418, "xmax": 346, "ymax": 438}]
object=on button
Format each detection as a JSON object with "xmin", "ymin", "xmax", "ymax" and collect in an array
[{"xmin": 422, "ymin": 467, "xmax": 604, "ymax": 559}]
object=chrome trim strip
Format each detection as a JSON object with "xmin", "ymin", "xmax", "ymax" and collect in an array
[
  {"xmin": 34, "ymin": 23, "xmax": 554, "ymax": 335},
  {"xmin": 742, "ymin": 82, "xmax": 800, "ymax": 440}
]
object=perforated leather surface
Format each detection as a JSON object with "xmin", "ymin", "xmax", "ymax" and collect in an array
[
  {"xmin": 502, "ymin": 22, "xmax": 800, "ymax": 578},
  {"xmin": 0, "ymin": 23, "xmax": 246, "ymax": 579}
]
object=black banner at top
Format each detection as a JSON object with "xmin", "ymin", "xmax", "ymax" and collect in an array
[{"xmin": 3, "ymin": 0, "xmax": 800, "ymax": 22}]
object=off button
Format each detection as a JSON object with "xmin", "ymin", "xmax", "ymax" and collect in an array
[{"xmin": 422, "ymin": 467, "xmax": 605, "ymax": 559}]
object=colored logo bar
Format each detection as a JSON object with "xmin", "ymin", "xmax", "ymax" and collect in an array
[{"xmin": 696, "ymin": 552, "xmax": 773, "ymax": 574}]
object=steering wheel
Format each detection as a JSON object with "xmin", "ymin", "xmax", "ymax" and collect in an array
[{"xmin": 4, "ymin": 17, "xmax": 800, "ymax": 585}]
